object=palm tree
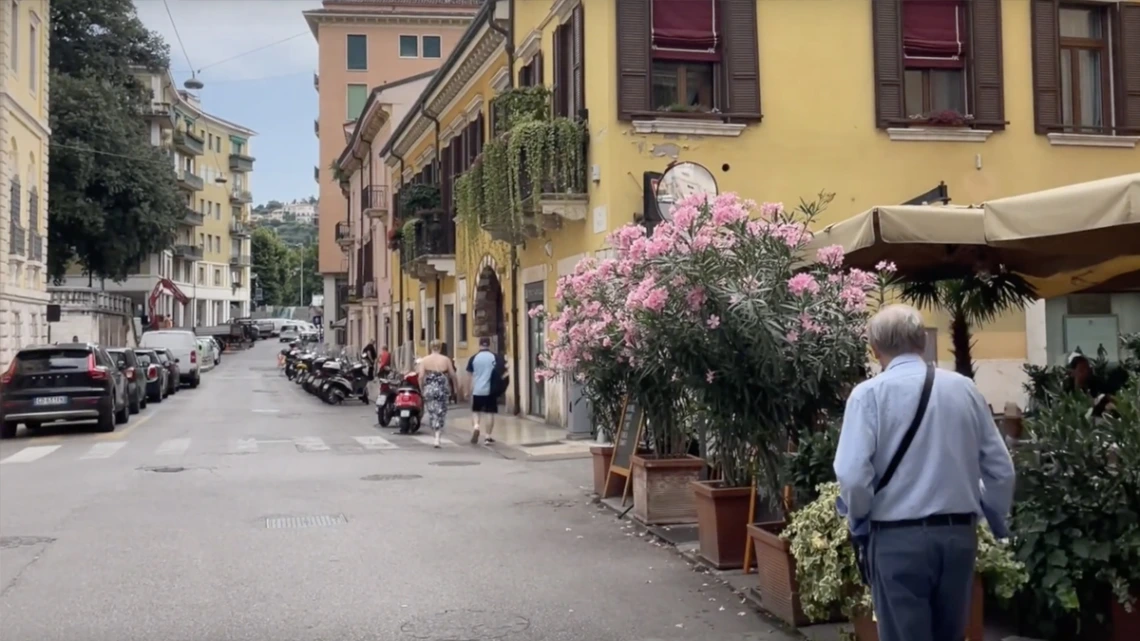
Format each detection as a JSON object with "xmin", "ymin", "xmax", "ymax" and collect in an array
[{"xmin": 900, "ymin": 269, "xmax": 1037, "ymax": 379}]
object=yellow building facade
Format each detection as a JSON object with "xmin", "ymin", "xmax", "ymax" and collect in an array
[
  {"xmin": 1, "ymin": 0, "xmax": 51, "ymax": 369},
  {"xmin": 377, "ymin": 0, "xmax": 1140, "ymax": 424}
]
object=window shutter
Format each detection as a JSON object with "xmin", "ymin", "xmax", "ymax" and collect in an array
[
  {"xmin": 616, "ymin": 0, "xmax": 651, "ymax": 120},
  {"xmin": 1030, "ymin": 0, "xmax": 1061, "ymax": 134},
  {"xmin": 552, "ymin": 25, "xmax": 564, "ymax": 118},
  {"xmin": 573, "ymin": 4, "xmax": 586, "ymax": 119},
  {"xmin": 1114, "ymin": 2, "xmax": 1140, "ymax": 133},
  {"xmin": 535, "ymin": 50, "xmax": 545, "ymax": 86},
  {"xmin": 720, "ymin": 0, "xmax": 762, "ymax": 119},
  {"xmin": 871, "ymin": 0, "xmax": 905, "ymax": 128},
  {"xmin": 968, "ymin": 0, "xmax": 1006, "ymax": 129}
]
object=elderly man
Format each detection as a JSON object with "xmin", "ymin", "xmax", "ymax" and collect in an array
[{"xmin": 834, "ymin": 304, "xmax": 1015, "ymax": 641}]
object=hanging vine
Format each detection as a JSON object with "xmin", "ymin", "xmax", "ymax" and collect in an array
[{"xmin": 491, "ymin": 86, "xmax": 551, "ymax": 132}]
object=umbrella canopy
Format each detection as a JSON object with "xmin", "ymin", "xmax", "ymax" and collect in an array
[{"xmin": 984, "ymin": 173, "xmax": 1140, "ymax": 258}]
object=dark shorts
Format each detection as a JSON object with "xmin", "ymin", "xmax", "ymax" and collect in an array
[{"xmin": 472, "ymin": 395, "xmax": 498, "ymax": 414}]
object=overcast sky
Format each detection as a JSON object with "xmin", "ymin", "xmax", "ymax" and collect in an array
[{"xmin": 134, "ymin": 0, "xmax": 323, "ymax": 203}]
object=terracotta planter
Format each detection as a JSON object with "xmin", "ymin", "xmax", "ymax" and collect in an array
[
  {"xmin": 1111, "ymin": 595, "xmax": 1140, "ymax": 641},
  {"xmin": 691, "ymin": 480, "xmax": 752, "ymax": 570},
  {"xmin": 630, "ymin": 454, "xmax": 704, "ymax": 525},
  {"xmin": 851, "ymin": 613, "xmax": 878, "ymax": 641},
  {"xmin": 746, "ymin": 521, "xmax": 810, "ymax": 626},
  {"xmin": 590, "ymin": 445, "xmax": 626, "ymax": 498},
  {"xmin": 847, "ymin": 575, "xmax": 985, "ymax": 641}
]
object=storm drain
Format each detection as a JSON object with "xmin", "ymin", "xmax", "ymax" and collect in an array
[
  {"xmin": 265, "ymin": 514, "xmax": 347, "ymax": 529},
  {"xmin": 428, "ymin": 460, "xmax": 481, "ymax": 467},
  {"xmin": 0, "ymin": 536, "xmax": 56, "ymax": 549},
  {"xmin": 361, "ymin": 474, "xmax": 423, "ymax": 481},
  {"xmin": 139, "ymin": 466, "xmax": 187, "ymax": 473}
]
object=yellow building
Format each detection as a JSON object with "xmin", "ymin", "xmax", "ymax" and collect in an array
[
  {"xmin": 375, "ymin": 0, "xmax": 1140, "ymax": 424},
  {"xmin": 1, "ymin": 0, "xmax": 51, "ymax": 369}
]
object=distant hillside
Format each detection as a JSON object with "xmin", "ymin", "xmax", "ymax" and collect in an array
[{"xmin": 255, "ymin": 219, "xmax": 317, "ymax": 247}]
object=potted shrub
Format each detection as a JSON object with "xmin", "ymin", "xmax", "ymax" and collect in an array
[{"xmin": 783, "ymin": 483, "xmax": 1028, "ymax": 640}]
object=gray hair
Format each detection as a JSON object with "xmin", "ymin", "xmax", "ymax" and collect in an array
[{"xmin": 868, "ymin": 304, "xmax": 927, "ymax": 357}]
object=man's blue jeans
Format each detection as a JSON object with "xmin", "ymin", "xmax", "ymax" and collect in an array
[{"xmin": 869, "ymin": 523, "xmax": 977, "ymax": 641}]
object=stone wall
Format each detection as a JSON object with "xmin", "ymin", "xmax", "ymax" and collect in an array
[{"xmin": 48, "ymin": 287, "xmax": 138, "ymax": 348}]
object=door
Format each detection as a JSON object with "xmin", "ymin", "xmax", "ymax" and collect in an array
[
  {"xmin": 524, "ymin": 282, "xmax": 545, "ymax": 417},
  {"xmin": 444, "ymin": 304, "xmax": 455, "ymax": 356}
]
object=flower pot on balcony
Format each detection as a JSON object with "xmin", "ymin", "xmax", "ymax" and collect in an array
[
  {"xmin": 1112, "ymin": 595, "xmax": 1140, "ymax": 641},
  {"xmin": 691, "ymin": 480, "xmax": 753, "ymax": 570},
  {"xmin": 589, "ymin": 446, "xmax": 626, "ymax": 498},
  {"xmin": 630, "ymin": 454, "xmax": 704, "ymax": 525},
  {"xmin": 746, "ymin": 521, "xmax": 810, "ymax": 627}
]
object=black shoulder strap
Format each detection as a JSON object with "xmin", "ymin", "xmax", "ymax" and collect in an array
[{"xmin": 875, "ymin": 363, "xmax": 936, "ymax": 493}]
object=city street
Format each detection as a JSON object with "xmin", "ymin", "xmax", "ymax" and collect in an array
[{"xmin": 0, "ymin": 341, "xmax": 795, "ymax": 641}]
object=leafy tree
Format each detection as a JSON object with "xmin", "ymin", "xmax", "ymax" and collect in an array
[
  {"xmin": 251, "ymin": 227, "xmax": 290, "ymax": 306},
  {"xmin": 282, "ymin": 243, "xmax": 321, "ymax": 307},
  {"xmin": 47, "ymin": 0, "xmax": 182, "ymax": 282}
]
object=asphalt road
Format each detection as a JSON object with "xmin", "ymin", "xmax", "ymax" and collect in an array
[{"xmin": 0, "ymin": 341, "xmax": 796, "ymax": 641}]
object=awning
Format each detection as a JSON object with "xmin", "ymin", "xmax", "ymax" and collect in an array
[
  {"xmin": 903, "ymin": 0, "xmax": 967, "ymax": 67},
  {"xmin": 651, "ymin": 0, "xmax": 719, "ymax": 62},
  {"xmin": 984, "ymin": 173, "xmax": 1140, "ymax": 260}
]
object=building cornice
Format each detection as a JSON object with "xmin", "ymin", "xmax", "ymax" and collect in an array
[
  {"xmin": 304, "ymin": 11, "xmax": 476, "ymax": 38},
  {"xmin": 540, "ymin": 0, "xmax": 580, "ymax": 30},
  {"xmin": 517, "ymin": 29, "xmax": 541, "ymax": 63},
  {"xmin": 0, "ymin": 92, "xmax": 51, "ymax": 137}
]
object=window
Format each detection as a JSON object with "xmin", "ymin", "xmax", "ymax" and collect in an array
[
  {"xmin": 399, "ymin": 35, "xmax": 418, "ymax": 58},
  {"xmin": 214, "ymin": 268, "xmax": 222, "ymax": 286},
  {"xmin": 1058, "ymin": 6, "xmax": 1109, "ymax": 132},
  {"xmin": 347, "ymin": 34, "xmax": 368, "ymax": 70},
  {"xmin": 873, "ymin": 0, "xmax": 1005, "ymax": 130},
  {"xmin": 198, "ymin": 266, "xmax": 205, "ymax": 284},
  {"xmin": 28, "ymin": 15, "xmax": 38, "ymax": 92},
  {"xmin": 9, "ymin": 1, "xmax": 17, "ymax": 71},
  {"xmin": 347, "ymin": 83, "xmax": 368, "ymax": 121},
  {"xmin": 552, "ymin": 12, "xmax": 583, "ymax": 118},
  {"xmin": 215, "ymin": 202, "xmax": 221, "ymax": 220},
  {"xmin": 616, "ymin": 0, "xmax": 761, "ymax": 121},
  {"xmin": 422, "ymin": 35, "xmax": 442, "ymax": 59}
]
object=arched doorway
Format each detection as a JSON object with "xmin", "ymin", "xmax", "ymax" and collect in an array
[{"xmin": 473, "ymin": 264, "xmax": 506, "ymax": 355}]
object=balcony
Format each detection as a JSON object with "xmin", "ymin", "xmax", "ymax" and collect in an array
[
  {"xmin": 229, "ymin": 253, "xmax": 251, "ymax": 267},
  {"xmin": 229, "ymin": 219, "xmax": 250, "ymax": 237},
  {"xmin": 335, "ymin": 221, "xmax": 354, "ymax": 249},
  {"xmin": 363, "ymin": 280, "xmax": 377, "ymax": 300},
  {"xmin": 400, "ymin": 209, "xmax": 456, "ymax": 281},
  {"xmin": 313, "ymin": 71, "xmax": 319, "ymax": 91},
  {"xmin": 181, "ymin": 207, "xmax": 205, "ymax": 227},
  {"xmin": 176, "ymin": 168, "xmax": 204, "ymax": 192},
  {"xmin": 142, "ymin": 102, "xmax": 175, "ymax": 129},
  {"xmin": 229, "ymin": 188, "xmax": 252, "ymax": 204},
  {"xmin": 173, "ymin": 129, "xmax": 205, "ymax": 156},
  {"xmin": 362, "ymin": 185, "xmax": 389, "ymax": 219},
  {"xmin": 229, "ymin": 153, "xmax": 255, "ymax": 173},
  {"xmin": 313, "ymin": 166, "xmax": 320, "ymax": 182},
  {"xmin": 173, "ymin": 244, "xmax": 204, "ymax": 261},
  {"xmin": 314, "ymin": 119, "xmax": 319, "ymax": 137},
  {"xmin": 8, "ymin": 222, "xmax": 25, "ymax": 256}
]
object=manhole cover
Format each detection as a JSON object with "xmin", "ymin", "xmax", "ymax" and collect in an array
[
  {"xmin": 265, "ymin": 514, "xmax": 347, "ymax": 529},
  {"xmin": 428, "ymin": 460, "xmax": 481, "ymax": 467},
  {"xmin": 399, "ymin": 609, "xmax": 529, "ymax": 640},
  {"xmin": 0, "ymin": 536, "xmax": 56, "ymax": 549},
  {"xmin": 139, "ymin": 466, "xmax": 187, "ymax": 473},
  {"xmin": 362, "ymin": 474, "xmax": 423, "ymax": 481}
]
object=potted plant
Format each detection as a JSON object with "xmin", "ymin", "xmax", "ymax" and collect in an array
[{"xmin": 783, "ymin": 483, "xmax": 1028, "ymax": 640}]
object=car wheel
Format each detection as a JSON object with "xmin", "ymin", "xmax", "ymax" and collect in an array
[
  {"xmin": 1, "ymin": 421, "xmax": 18, "ymax": 439},
  {"xmin": 129, "ymin": 391, "xmax": 141, "ymax": 414},
  {"xmin": 96, "ymin": 404, "xmax": 115, "ymax": 433},
  {"xmin": 150, "ymin": 390, "xmax": 163, "ymax": 403},
  {"xmin": 115, "ymin": 399, "xmax": 130, "ymax": 425},
  {"xmin": 140, "ymin": 394, "xmax": 148, "ymax": 410},
  {"xmin": 190, "ymin": 374, "xmax": 201, "ymax": 389},
  {"xmin": 23, "ymin": 421, "xmax": 42, "ymax": 431}
]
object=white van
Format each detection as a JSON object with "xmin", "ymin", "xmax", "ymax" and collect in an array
[{"xmin": 139, "ymin": 330, "xmax": 201, "ymax": 387}]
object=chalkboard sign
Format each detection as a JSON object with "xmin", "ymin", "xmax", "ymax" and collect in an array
[{"xmin": 608, "ymin": 397, "xmax": 643, "ymax": 476}]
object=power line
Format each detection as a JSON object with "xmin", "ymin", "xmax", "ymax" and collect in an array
[
  {"xmin": 196, "ymin": 32, "xmax": 309, "ymax": 74},
  {"xmin": 161, "ymin": 0, "xmax": 195, "ymax": 72}
]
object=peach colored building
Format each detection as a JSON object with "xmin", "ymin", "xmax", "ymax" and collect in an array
[{"xmin": 304, "ymin": 0, "xmax": 482, "ymax": 345}]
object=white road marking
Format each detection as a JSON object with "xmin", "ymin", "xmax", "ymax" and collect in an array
[
  {"xmin": 234, "ymin": 438, "xmax": 259, "ymax": 454},
  {"xmin": 0, "ymin": 445, "xmax": 62, "ymax": 464},
  {"xmin": 252, "ymin": 409, "xmax": 279, "ymax": 414},
  {"xmin": 79, "ymin": 442, "xmax": 127, "ymax": 460},
  {"xmin": 155, "ymin": 438, "xmax": 190, "ymax": 456},
  {"xmin": 353, "ymin": 435, "xmax": 397, "ymax": 450},
  {"xmin": 410, "ymin": 435, "xmax": 456, "ymax": 447},
  {"xmin": 293, "ymin": 436, "xmax": 329, "ymax": 452}
]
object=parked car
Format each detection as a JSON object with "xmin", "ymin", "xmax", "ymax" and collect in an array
[
  {"xmin": 134, "ymin": 349, "xmax": 169, "ymax": 403},
  {"xmin": 107, "ymin": 348, "xmax": 147, "ymax": 414},
  {"xmin": 139, "ymin": 330, "xmax": 200, "ymax": 387},
  {"xmin": 211, "ymin": 336, "xmax": 225, "ymax": 362},
  {"xmin": 0, "ymin": 343, "xmax": 131, "ymax": 439},
  {"xmin": 154, "ymin": 349, "xmax": 180, "ymax": 396},
  {"xmin": 279, "ymin": 324, "xmax": 301, "ymax": 343},
  {"xmin": 195, "ymin": 337, "xmax": 217, "ymax": 372}
]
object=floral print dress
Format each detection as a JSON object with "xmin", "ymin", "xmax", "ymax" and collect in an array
[{"xmin": 422, "ymin": 370, "xmax": 451, "ymax": 433}]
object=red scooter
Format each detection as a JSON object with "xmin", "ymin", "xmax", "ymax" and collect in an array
[
  {"xmin": 374, "ymin": 373, "xmax": 399, "ymax": 427},
  {"xmin": 393, "ymin": 371, "xmax": 423, "ymax": 435}
]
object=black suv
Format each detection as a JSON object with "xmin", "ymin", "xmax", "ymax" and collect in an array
[
  {"xmin": 0, "ymin": 343, "xmax": 131, "ymax": 439},
  {"xmin": 107, "ymin": 348, "xmax": 147, "ymax": 414}
]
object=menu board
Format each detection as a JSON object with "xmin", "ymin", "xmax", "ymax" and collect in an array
[{"xmin": 608, "ymin": 397, "xmax": 643, "ymax": 476}]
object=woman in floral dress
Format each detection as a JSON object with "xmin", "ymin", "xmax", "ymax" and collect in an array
[{"xmin": 416, "ymin": 341, "xmax": 457, "ymax": 447}]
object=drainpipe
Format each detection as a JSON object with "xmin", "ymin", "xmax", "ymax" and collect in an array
[
  {"xmin": 393, "ymin": 153, "xmax": 407, "ymax": 349},
  {"xmin": 487, "ymin": 1, "xmax": 515, "ymax": 89},
  {"xmin": 423, "ymin": 108, "xmax": 443, "ymax": 344}
]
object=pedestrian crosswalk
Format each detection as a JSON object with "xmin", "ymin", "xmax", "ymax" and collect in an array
[{"xmin": 0, "ymin": 433, "xmax": 458, "ymax": 466}]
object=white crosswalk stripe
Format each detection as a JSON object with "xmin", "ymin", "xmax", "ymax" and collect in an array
[
  {"xmin": 353, "ymin": 435, "xmax": 397, "ymax": 450},
  {"xmin": 0, "ymin": 445, "xmax": 61, "ymax": 464},
  {"xmin": 233, "ymin": 438, "xmax": 259, "ymax": 454},
  {"xmin": 155, "ymin": 438, "xmax": 191, "ymax": 456},
  {"xmin": 79, "ymin": 442, "xmax": 127, "ymax": 460},
  {"xmin": 293, "ymin": 436, "xmax": 329, "ymax": 452},
  {"xmin": 409, "ymin": 434, "xmax": 457, "ymax": 447}
]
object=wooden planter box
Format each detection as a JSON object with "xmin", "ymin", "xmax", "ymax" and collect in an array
[
  {"xmin": 1111, "ymin": 595, "xmax": 1140, "ymax": 641},
  {"xmin": 746, "ymin": 521, "xmax": 809, "ymax": 626},
  {"xmin": 630, "ymin": 454, "xmax": 704, "ymax": 525},
  {"xmin": 590, "ymin": 445, "xmax": 625, "ymax": 498},
  {"xmin": 849, "ymin": 575, "xmax": 985, "ymax": 641},
  {"xmin": 692, "ymin": 480, "xmax": 752, "ymax": 570}
]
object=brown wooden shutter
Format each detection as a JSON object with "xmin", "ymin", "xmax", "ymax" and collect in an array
[
  {"xmin": 871, "ymin": 0, "xmax": 905, "ymax": 128},
  {"xmin": 616, "ymin": 0, "xmax": 650, "ymax": 120},
  {"xmin": 1030, "ymin": 0, "xmax": 1062, "ymax": 134},
  {"xmin": 720, "ymin": 0, "xmax": 762, "ymax": 119},
  {"xmin": 535, "ymin": 50, "xmax": 545, "ymax": 86},
  {"xmin": 573, "ymin": 4, "xmax": 586, "ymax": 119},
  {"xmin": 1114, "ymin": 2, "xmax": 1140, "ymax": 133},
  {"xmin": 968, "ymin": 0, "xmax": 1006, "ymax": 129},
  {"xmin": 552, "ymin": 25, "xmax": 564, "ymax": 118}
]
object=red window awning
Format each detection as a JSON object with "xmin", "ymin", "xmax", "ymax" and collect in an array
[
  {"xmin": 651, "ymin": 0, "xmax": 720, "ymax": 62},
  {"xmin": 903, "ymin": 0, "xmax": 967, "ymax": 68}
]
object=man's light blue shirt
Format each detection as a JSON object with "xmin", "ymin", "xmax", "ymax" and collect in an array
[
  {"xmin": 833, "ymin": 354, "xmax": 1015, "ymax": 537},
  {"xmin": 467, "ymin": 350, "xmax": 497, "ymax": 397}
]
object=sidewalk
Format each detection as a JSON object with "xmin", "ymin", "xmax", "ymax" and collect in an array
[{"xmin": 443, "ymin": 406, "xmax": 595, "ymax": 461}]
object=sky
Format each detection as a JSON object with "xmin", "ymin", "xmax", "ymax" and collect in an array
[{"xmin": 133, "ymin": 0, "xmax": 323, "ymax": 205}]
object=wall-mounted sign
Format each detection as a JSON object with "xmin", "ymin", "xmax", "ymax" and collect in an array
[{"xmin": 654, "ymin": 161, "xmax": 719, "ymax": 221}]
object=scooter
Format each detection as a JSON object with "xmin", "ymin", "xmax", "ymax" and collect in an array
[
  {"xmin": 317, "ymin": 358, "xmax": 343, "ymax": 401},
  {"xmin": 324, "ymin": 360, "xmax": 370, "ymax": 405},
  {"xmin": 393, "ymin": 371, "xmax": 424, "ymax": 435},
  {"xmin": 374, "ymin": 373, "xmax": 400, "ymax": 427}
]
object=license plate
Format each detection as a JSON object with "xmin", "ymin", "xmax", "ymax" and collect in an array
[
  {"xmin": 34, "ymin": 396, "xmax": 67, "ymax": 407},
  {"xmin": 375, "ymin": 396, "xmax": 386, "ymax": 406},
  {"xmin": 400, "ymin": 410, "xmax": 411, "ymax": 418}
]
